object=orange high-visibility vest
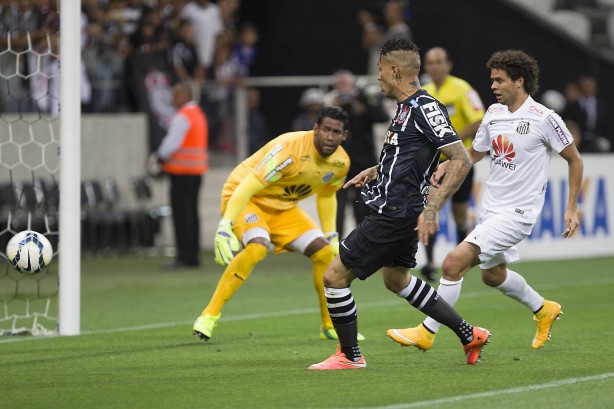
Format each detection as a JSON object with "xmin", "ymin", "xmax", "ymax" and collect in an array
[{"xmin": 162, "ymin": 103, "xmax": 208, "ymax": 175}]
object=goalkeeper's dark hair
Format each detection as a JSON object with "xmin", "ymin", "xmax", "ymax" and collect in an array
[
  {"xmin": 318, "ymin": 106, "xmax": 349, "ymax": 130},
  {"xmin": 487, "ymin": 50, "xmax": 540, "ymax": 96}
]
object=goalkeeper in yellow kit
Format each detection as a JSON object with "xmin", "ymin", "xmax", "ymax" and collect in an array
[{"xmin": 193, "ymin": 106, "xmax": 362, "ymax": 341}]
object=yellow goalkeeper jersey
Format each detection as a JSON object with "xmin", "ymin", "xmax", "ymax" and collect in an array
[
  {"xmin": 222, "ymin": 130, "xmax": 350, "ymax": 213},
  {"xmin": 423, "ymin": 75, "xmax": 485, "ymax": 152}
]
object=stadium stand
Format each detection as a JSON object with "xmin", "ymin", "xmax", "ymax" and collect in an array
[
  {"xmin": 507, "ymin": 0, "xmax": 614, "ymax": 52},
  {"xmin": 546, "ymin": 9, "xmax": 593, "ymax": 42},
  {"xmin": 508, "ymin": 0, "xmax": 556, "ymax": 16}
]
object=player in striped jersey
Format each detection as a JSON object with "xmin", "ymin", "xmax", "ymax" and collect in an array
[{"xmin": 309, "ymin": 38, "xmax": 490, "ymax": 370}]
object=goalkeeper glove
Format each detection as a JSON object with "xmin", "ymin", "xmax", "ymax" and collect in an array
[
  {"xmin": 214, "ymin": 219, "xmax": 240, "ymax": 266},
  {"xmin": 325, "ymin": 232, "xmax": 340, "ymax": 256}
]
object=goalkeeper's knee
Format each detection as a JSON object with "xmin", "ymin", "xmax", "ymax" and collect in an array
[
  {"xmin": 233, "ymin": 242, "xmax": 269, "ymax": 281},
  {"xmin": 245, "ymin": 242, "xmax": 268, "ymax": 260},
  {"xmin": 309, "ymin": 244, "xmax": 335, "ymax": 265}
]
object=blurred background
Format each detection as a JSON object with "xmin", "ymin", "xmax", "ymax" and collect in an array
[{"xmin": 1, "ymin": 0, "xmax": 613, "ymax": 260}]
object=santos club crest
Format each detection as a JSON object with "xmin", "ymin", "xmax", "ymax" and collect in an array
[{"xmin": 516, "ymin": 120, "xmax": 530, "ymax": 135}]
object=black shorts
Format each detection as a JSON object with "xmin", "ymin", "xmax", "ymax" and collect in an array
[
  {"xmin": 452, "ymin": 166, "xmax": 474, "ymax": 204},
  {"xmin": 339, "ymin": 211, "xmax": 419, "ymax": 280}
]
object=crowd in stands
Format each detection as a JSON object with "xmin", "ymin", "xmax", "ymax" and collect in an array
[
  {"xmin": 0, "ymin": 0, "xmax": 256, "ymax": 152},
  {"xmin": 1, "ymin": 0, "xmax": 612, "ymax": 154}
]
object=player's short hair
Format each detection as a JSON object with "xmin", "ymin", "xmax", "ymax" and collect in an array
[
  {"xmin": 380, "ymin": 37, "xmax": 421, "ymax": 71},
  {"xmin": 487, "ymin": 50, "xmax": 540, "ymax": 96},
  {"xmin": 317, "ymin": 106, "xmax": 349, "ymax": 130}
]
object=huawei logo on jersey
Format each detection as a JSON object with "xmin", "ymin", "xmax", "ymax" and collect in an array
[
  {"xmin": 492, "ymin": 135, "xmax": 515, "ymax": 162},
  {"xmin": 491, "ymin": 135, "xmax": 516, "ymax": 170},
  {"xmin": 283, "ymin": 184, "xmax": 312, "ymax": 200}
]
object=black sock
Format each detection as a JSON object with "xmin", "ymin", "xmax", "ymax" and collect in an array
[
  {"xmin": 401, "ymin": 276, "xmax": 474, "ymax": 344},
  {"xmin": 325, "ymin": 287, "xmax": 362, "ymax": 361},
  {"xmin": 335, "ymin": 321, "xmax": 361, "ymax": 361}
]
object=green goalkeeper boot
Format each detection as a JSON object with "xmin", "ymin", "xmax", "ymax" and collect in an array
[{"xmin": 193, "ymin": 313, "xmax": 221, "ymax": 341}]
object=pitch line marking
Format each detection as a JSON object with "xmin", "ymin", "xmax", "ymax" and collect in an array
[
  {"xmin": 2, "ymin": 277, "xmax": 614, "ymax": 343},
  {"xmin": 0, "ymin": 294, "xmax": 488, "ymax": 343},
  {"xmin": 350, "ymin": 372, "xmax": 614, "ymax": 409}
]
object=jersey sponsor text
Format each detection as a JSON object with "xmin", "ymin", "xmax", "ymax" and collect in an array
[{"xmin": 421, "ymin": 101, "xmax": 454, "ymax": 138}]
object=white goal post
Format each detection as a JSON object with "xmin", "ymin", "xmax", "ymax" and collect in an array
[{"xmin": 58, "ymin": 0, "xmax": 82, "ymax": 336}]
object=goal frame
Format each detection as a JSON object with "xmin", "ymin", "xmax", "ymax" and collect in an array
[{"xmin": 58, "ymin": 0, "xmax": 81, "ymax": 336}]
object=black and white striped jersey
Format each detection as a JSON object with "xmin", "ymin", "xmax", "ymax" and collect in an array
[{"xmin": 361, "ymin": 89, "xmax": 462, "ymax": 218}]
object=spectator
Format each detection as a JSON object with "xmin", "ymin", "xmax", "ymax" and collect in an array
[
  {"xmin": 169, "ymin": 19, "xmax": 205, "ymax": 85},
  {"xmin": 218, "ymin": 0, "xmax": 241, "ymax": 36},
  {"xmin": 231, "ymin": 22, "xmax": 258, "ymax": 78},
  {"xmin": 562, "ymin": 78, "xmax": 610, "ymax": 152},
  {"xmin": 82, "ymin": 3, "xmax": 123, "ymax": 112},
  {"xmin": 207, "ymin": 41, "xmax": 241, "ymax": 152},
  {"xmin": 157, "ymin": 82, "xmax": 209, "ymax": 269},
  {"xmin": 247, "ymin": 87, "xmax": 269, "ymax": 154},
  {"xmin": 115, "ymin": 0, "xmax": 146, "ymax": 38},
  {"xmin": 292, "ymin": 88, "xmax": 325, "ymax": 131},
  {"xmin": 358, "ymin": 0, "xmax": 412, "ymax": 75},
  {"xmin": 577, "ymin": 75, "xmax": 612, "ymax": 151},
  {"xmin": 178, "ymin": 0, "xmax": 223, "ymax": 78}
]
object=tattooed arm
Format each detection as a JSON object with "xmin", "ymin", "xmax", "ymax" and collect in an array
[{"xmin": 416, "ymin": 141, "xmax": 472, "ymax": 245}]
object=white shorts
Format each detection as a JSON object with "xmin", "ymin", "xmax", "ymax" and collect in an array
[{"xmin": 464, "ymin": 213, "xmax": 533, "ymax": 269}]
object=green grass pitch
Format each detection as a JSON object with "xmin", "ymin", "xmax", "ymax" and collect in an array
[{"xmin": 2, "ymin": 253, "xmax": 613, "ymax": 408}]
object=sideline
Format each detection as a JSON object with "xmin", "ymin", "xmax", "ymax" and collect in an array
[
  {"xmin": 348, "ymin": 372, "xmax": 614, "ymax": 409},
  {"xmin": 0, "ymin": 290, "xmax": 494, "ymax": 344}
]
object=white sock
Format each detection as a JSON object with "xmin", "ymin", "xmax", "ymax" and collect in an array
[
  {"xmin": 422, "ymin": 277, "xmax": 463, "ymax": 333},
  {"xmin": 496, "ymin": 269, "xmax": 544, "ymax": 312}
]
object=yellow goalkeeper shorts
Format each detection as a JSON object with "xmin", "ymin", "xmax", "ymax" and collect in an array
[{"xmin": 227, "ymin": 202, "xmax": 320, "ymax": 254}]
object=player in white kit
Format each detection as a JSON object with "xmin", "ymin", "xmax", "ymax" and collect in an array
[{"xmin": 387, "ymin": 50, "xmax": 584, "ymax": 351}]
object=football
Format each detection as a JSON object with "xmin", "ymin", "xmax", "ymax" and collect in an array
[{"xmin": 6, "ymin": 230, "xmax": 54, "ymax": 274}]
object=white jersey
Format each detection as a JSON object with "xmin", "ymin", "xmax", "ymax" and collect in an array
[{"xmin": 473, "ymin": 96, "xmax": 573, "ymax": 224}]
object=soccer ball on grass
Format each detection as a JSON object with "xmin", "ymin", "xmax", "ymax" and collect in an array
[{"xmin": 6, "ymin": 230, "xmax": 54, "ymax": 274}]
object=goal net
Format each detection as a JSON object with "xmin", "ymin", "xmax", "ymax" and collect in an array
[{"xmin": 0, "ymin": 29, "xmax": 61, "ymax": 335}]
